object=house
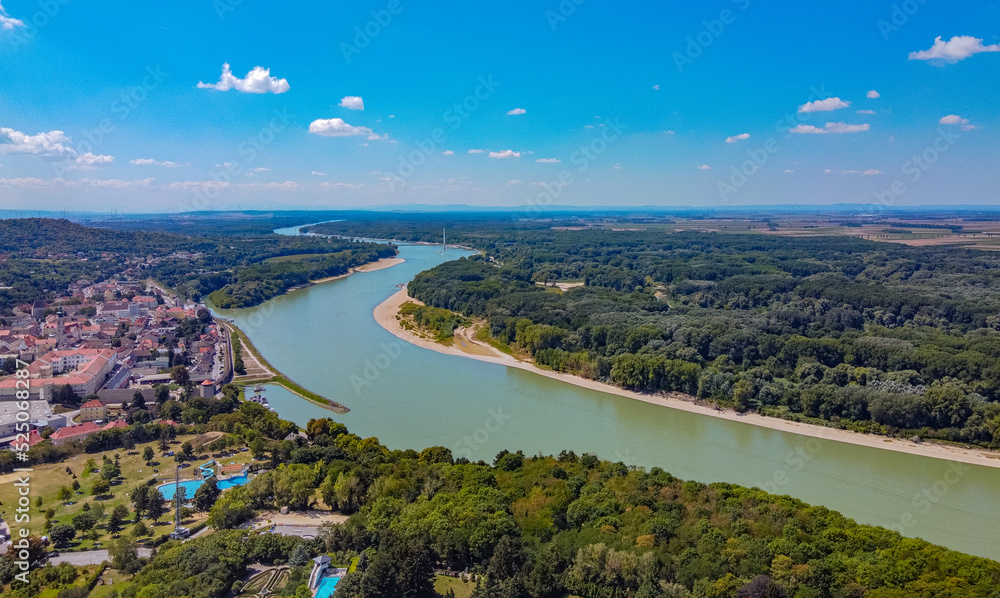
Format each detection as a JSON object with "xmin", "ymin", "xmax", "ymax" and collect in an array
[
  {"xmin": 47, "ymin": 421, "xmax": 101, "ymax": 445},
  {"xmin": 47, "ymin": 420, "xmax": 129, "ymax": 446},
  {"xmin": 80, "ymin": 399, "xmax": 107, "ymax": 422}
]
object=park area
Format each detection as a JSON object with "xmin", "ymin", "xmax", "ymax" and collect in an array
[{"xmin": 0, "ymin": 432, "xmax": 255, "ymax": 552}]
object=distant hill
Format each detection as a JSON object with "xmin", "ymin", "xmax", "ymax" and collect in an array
[{"xmin": 0, "ymin": 218, "xmax": 212, "ymax": 257}]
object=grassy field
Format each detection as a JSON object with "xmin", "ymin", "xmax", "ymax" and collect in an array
[
  {"xmin": 434, "ymin": 575, "xmax": 476, "ymax": 598},
  {"xmin": 0, "ymin": 434, "xmax": 253, "ymax": 550},
  {"xmin": 87, "ymin": 568, "xmax": 133, "ymax": 598}
]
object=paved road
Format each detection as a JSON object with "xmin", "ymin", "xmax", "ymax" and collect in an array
[{"xmin": 49, "ymin": 548, "xmax": 152, "ymax": 566}]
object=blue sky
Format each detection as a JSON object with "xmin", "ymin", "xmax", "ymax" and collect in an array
[{"xmin": 0, "ymin": 0, "xmax": 997, "ymax": 212}]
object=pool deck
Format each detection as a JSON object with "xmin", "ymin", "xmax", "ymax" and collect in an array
[{"xmin": 158, "ymin": 470, "xmax": 251, "ymax": 499}]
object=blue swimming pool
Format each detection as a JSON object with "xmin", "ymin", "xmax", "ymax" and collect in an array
[
  {"xmin": 158, "ymin": 474, "xmax": 249, "ymax": 500},
  {"xmin": 315, "ymin": 576, "xmax": 341, "ymax": 598}
]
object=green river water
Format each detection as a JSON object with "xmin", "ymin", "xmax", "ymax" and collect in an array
[{"xmin": 213, "ymin": 231, "xmax": 1000, "ymax": 561}]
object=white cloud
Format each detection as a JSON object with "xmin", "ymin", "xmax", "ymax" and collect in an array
[
  {"xmin": 467, "ymin": 149, "xmax": 485, "ymax": 154},
  {"xmin": 441, "ymin": 150, "xmax": 454, "ymax": 155},
  {"xmin": 489, "ymin": 150, "xmax": 520, "ymax": 159},
  {"xmin": 81, "ymin": 177, "xmax": 153, "ymax": 189},
  {"xmin": 664, "ymin": 130, "xmax": 676, "ymax": 135},
  {"xmin": 652, "ymin": 84, "xmax": 660, "ymax": 90},
  {"xmin": 311, "ymin": 171, "xmax": 328, "ymax": 176},
  {"xmin": 909, "ymin": 35, "xmax": 1000, "ymax": 64},
  {"xmin": 507, "ymin": 179, "xmax": 523, "ymax": 186},
  {"xmin": 0, "ymin": 128, "xmax": 76, "ymax": 158},
  {"xmin": 697, "ymin": 164, "xmax": 711, "ymax": 170},
  {"xmin": 245, "ymin": 167, "xmax": 271, "ymax": 176},
  {"xmin": 939, "ymin": 114, "xmax": 977, "ymax": 130},
  {"xmin": 506, "ymin": 108, "xmax": 526, "ymax": 116},
  {"xmin": 71, "ymin": 153, "xmax": 114, "ymax": 170},
  {"xmin": 0, "ymin": 2, "xmax": 25, "ymax": 30},
  {"xmin": 790, "ymin": 122, "xmax": 870, "ymax": 134},
  {"xmin": 867, "ymin": 90, "xmax": 881, "ymax": 99},
  {"xmin": 824, "ymin": 169, "xmax": 882, "ymax": 176},
  {"xmin": 308, "ymin": 118, "xmax": 376, "ymax": 138},
  {"xmin": 237, "ymin": 181, "xmax": 300, "ymax": 191},
  {"xmin": 0, "ymin": 177, "xmax": 51, "ymax": 187},
  {"xmin": 339, "ymin": 96, "xmax": 364, "ymax": 110},
  {"xmin": 130, "ymin": 158, "xmax": 189, "ymax": 167},
  {"xmin": 856, "ymin": 109, "xmax": 876, "ymax": 115},
  {"xmin": 317, "ymin": 182, "xmax": 364, "ymax": 190},
  {"xmin": 197, "ymin": 63, "xmax": 290, "ymax": 94},
  {"xmin": 725, "ymin": 133, "xmax": 750, "ymax": 143},
  {"xmin": 1, "ymin": 177, "xmax": 155, "ymax": 189},
  {"xmin": 613, "ymin": 163, "xmax": 623, "ymax": 170},
  {"xmin": 798, "ymin": 97, "xmax": 851, "ymax": 113},
  {"xmin": 784, "ymin": 169, "xmax": 794, "ymax": 173},
  {"xmin": 535, "ymin": 158, "xmax": 561, "ymax": 163},
  {"xmin": 166, "ymin": 180, "xmax": 229, "ymax": 192}
]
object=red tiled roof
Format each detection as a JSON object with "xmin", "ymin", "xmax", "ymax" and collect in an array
[
  {"xmin": 81, "ymin": 399, "xmax": 104, "ymax": 408},
  {"xmin": 49, "ymin": 422, "xmax": 100, "ymax": 440}
]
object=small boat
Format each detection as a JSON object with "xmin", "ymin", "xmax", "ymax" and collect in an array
[{"xmin": 253, "ymin": 384, "xmax": 265, "ymax": 392}]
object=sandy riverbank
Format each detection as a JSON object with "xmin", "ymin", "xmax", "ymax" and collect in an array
[
  {"xmin": 374, "ymin": 287, "xmax": 1000, "ymax": 470},
  {"xmin": 310, "ymin": 257, "xmax": 405, "ymax": 284},
  {"xmin": 355, "ymin": 257, "xmax": 405, "ymax": 272}
]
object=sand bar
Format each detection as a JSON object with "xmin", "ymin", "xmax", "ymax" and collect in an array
[{"xmin": 310, "ymin": 257, "xmax": 405, "ymax": 284}]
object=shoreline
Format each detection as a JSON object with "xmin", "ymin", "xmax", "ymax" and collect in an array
[
  {"xmin": 374, "ymin": 288, "xmax": 1000, "ymax": 470},
  {"xmin": 308, "ymin": 256, "xmax": 405, "ymax": 285},
  {"xmin": 225, "ymin": 322, "xmax": 351, "ymax": 414}
]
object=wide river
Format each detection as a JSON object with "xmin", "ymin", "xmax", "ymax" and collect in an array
[{"xmin": 214, "ymin": 231, "xmax": 1000, "ymax": 561}]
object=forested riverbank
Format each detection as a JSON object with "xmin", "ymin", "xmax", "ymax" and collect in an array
[{"xmin": 306, "ymin": 219, "xmax": 1000, "ymax": 450}]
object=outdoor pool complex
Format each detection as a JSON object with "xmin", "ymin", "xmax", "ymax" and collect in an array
[
  {"xmin": 158, "ymin": 474, "xmax": 250, "ymax": 500},
  {"xmin": 315, "ymin": 576, "xmax": 341, "ymax": 598}
]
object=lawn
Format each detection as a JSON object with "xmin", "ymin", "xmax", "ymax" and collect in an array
[
  {"xmin": 88, "ymin": 568, "xmax": 134, "ymax": 598},
  {"xmin": 434, "ymin": 575, "xmax": 476, "ymax": 598},
  {"xmin": 0, "ymin": 435, "xmax": 254, "ymax": 550}
]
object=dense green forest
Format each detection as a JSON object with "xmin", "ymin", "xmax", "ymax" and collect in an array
[
  {"xmin": 4, "ymin": 337, "xmax": 998, "ymax": 598},
  {"xmin": 63, "ymin": 415, "xmax": 1000, "ymax": 598},
  {"xmin": 0, "ymin": 218, "xmax": 209, "ymax": 256},
  {"xmin": 314, "ymin": 219, "xmax": 1000, "ymax": 449},
  {"xmin": 0, "ymin": 219, "xmax": 395, "ymax": 312},
  {"xmin": 205, "ymin": 245, "xmax": 397, "ymax": 309}
]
